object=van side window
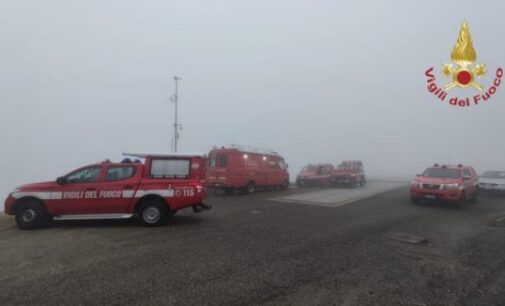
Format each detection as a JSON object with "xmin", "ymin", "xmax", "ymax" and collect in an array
[
  {"xmin": 268, "ymin": 161, "xmax": 279, "ymax": 169},
  {"xmin": 463, "ymin": 169, "xmax": 472, "ymax": 177},
  {"xmin": 151, "ymin": 159, "xmax": 190, "ymax": 179},
  {"xmin": 218, "ymin": 155, "xmax": 228, "ymax": 167}
]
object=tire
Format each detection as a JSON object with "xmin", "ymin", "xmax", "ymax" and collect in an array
[
  {"xmin": 15, "ymin": 200, "xmax": 50, "ymax": 230},
  {"xmin": 471, "ymin": 188, "xmax": 479, "ymax": 202},
  {"xmin": 281, "ymin": 180, "xmax": 289, "ymax": 190},
  {"xmin": 246, "ymin": 181, "xmax": 256, "ymax": 194},
  {"xmin": 351, "ymin": 179, "xmax": 358, "ymax": 188},
  {"xmin": 458, "ymin": 191, "xmax": 467, "ymax": 206},
  {"xmin": 138, "ymin": 200, "xmax": 168, "ymax": 226}
]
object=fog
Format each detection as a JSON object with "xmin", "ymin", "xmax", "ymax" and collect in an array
[{"xmin": 1, "ymin": 0, "xmax": 504, "ymax": 206}]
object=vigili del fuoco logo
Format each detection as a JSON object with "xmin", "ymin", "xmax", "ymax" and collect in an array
[{"xmin": 425, "ymin": 21, "xmax": 502, "ymax": 107}]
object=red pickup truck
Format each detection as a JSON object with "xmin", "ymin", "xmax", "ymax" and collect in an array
[
  {"xmin": 4, "ymin": 153, "xmax": 210, "ymax": 229},
  {"xmin": 296, "ymin": 164, "xmax": 336, "ymax": 187},
  {"xmin": 410, "ymin": 164, "xmax": 479, "ymax": 205}
]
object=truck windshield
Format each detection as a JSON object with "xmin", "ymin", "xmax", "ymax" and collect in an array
[
  {"xmin": 301, "ymin": 165, "xmax": 317, "ymax": 172},
  {"xmin": 422, "ymin": 168, "xmax": 460, "ymax": 178}
]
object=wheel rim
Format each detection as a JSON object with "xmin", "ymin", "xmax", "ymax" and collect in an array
[
  {"xmin": 21, "ymin": 209, "xmax": 36, "ymax": 223},
  {"xmin": 143, "ymin": 206, "xmax": 161, "ymax": 223}
]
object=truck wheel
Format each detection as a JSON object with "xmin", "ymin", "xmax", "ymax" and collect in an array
[
  {"xmin": 139, "ymin": 200, "xmax": 168, "ymax": 226},
  {"xmin": 459, "ymin": 191, "xmax": 467, "ymax": 206},
  {"xmin": 246, "ymin": 182, "xmax": 256, "ymax": 194},
  {"xmin": 351, "ymin": 180, "xmax": 358, "ymax": 188},
  {"xmin": 281, "ymin": 180, "xmax": 289, "ymax": 190},
  {"xmin": 15, "ymin": 200, "xmax": 50, "ymax": 230}
]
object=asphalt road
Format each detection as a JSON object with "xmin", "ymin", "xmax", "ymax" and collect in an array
[{"xmin": 1, "ymin": 186, "xmax": 505, "ymax": 306}]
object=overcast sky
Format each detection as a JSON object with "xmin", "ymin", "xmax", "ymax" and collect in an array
[{"xmin": 1, "ymin": 0, "xmax": 504, "ymax": 202}]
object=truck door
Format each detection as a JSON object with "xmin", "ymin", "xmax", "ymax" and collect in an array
[
  {"xmin": 57, "ymin": 166, "xmax": 102, "ymax": 214},
  {"xmin": 97, "ymin": 165, "xmax": 139, "ymax": 213}
]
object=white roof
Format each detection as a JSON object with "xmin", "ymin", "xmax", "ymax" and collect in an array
[{"xmin": 123, "ymin": 152, "xmax": 205, "ymax": 158}]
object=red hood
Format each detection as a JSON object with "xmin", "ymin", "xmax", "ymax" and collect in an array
[
  {"xmin": 413, "ymin": 177, "xmax": 460, "ymax": 184},
  {"xmin": 17, "ymin": 181, "xmax": 59, "ymax": 191}
]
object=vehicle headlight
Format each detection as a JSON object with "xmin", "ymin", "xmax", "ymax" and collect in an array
[
  {"xmin": 411, "ymin": 181, "xmax": 422, "ymax": 188},
  {"xmin": 442, "ymin": 183, "xmax": 459, "ymax": 189}
]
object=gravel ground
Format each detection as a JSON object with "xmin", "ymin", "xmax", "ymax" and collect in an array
[{"xmin": 1, "ymin": 187, "xmax": 505, "ymax": 305}]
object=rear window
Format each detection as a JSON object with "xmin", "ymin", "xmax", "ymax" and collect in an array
[
  {"xmin": 423, "ymin": 168, "xmax": 460, "ymax": 179},
  {"xmin": 107, "ymin": 166, "xmax": 135, "ymax": 181},
  {"xmin": 150, "ymin": 159, "xmax": 190, "ymax": 178}
]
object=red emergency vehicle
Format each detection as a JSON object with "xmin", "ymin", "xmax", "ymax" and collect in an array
[
  {"xmin": 410, "ymin": 164, "xmax": 479, "ymax": 205},
  {"xmin": 207, "ymin": 145, "xmax": 290, "ymax": 194},
  {"xmin": 331, "ymin": 160, "xmax": 366, "ymax": 187},
  {"xmin": 296, "ymin": 164, "xmax": 336, "ymax": 187},
  {"xmin": 4, "ymin": 153, "xmax": 210, "ymax": 229}
]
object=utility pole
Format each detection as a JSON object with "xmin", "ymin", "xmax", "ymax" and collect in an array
[{"xmin": 172, "ymin": 76, "xmax": 182, "ymax": 152}]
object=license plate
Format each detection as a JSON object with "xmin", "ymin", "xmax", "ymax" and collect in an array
[{"xmin": 425, "ymin": 195, "xmax": 436, "ymax": 200}]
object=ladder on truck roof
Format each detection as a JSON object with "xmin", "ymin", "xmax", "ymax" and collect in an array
[
  {"xmin": 123, "ymin": 152, "xmax": 205, "ymax": 158},
  {"xmin": 228, "ymin": 144, "xmax": 280, "ymax": 156}
]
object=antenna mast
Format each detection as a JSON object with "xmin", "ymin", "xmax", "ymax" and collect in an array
[{"xmin": 172, "ymin": 76, "xmax": 182, "ymax": 152}]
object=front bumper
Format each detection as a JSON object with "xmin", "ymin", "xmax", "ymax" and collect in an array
[
  {"xmin": 4, "ymin": 195, "xmax": 16, "ymax": 215},
  {"xmin": 410, "ymin": 187, "xmax": 463, "ymax": 202}
]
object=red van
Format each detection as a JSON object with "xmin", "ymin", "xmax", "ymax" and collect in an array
[{"xmin": 207, "ymin": 146, "xmax": 290, "ymax": 194}]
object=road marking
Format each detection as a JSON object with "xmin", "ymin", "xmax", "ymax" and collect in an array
[
  {"xmin": 388, "ymin": 232, "xmax": 429, "ymax": 244},
  {"xmin": 269, "ymin": 181, "xmax": 406, "ymax": 208}
]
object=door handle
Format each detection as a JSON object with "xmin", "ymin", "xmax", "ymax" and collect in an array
[{"xmin": 124, "ymin": 185, "xmax": 133, "ymax": 189}]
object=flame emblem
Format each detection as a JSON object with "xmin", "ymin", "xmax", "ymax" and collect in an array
[{"xmin": 442, "ymin": 21, "xmax": 486, "ymax": 90}]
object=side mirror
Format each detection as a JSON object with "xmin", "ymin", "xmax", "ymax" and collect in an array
[
  {"xmin": 416, "ymin": 174, "xmax": 420, "ymax": 177},
  {"xmin": 56, "ymin": 177, "xmax": 67, "ymax": 185},
  {"xmin": 286, "ymin": 163, "xmax": 289, "ymax": 169}
]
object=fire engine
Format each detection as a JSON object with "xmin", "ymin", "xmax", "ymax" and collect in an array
[
  {"xmin": 331, "ymin": 160, "xmax": 366, "ymax": 188},
  {"xmin": 207, "ymin": 145, "xmax": 290, "ymax": 194},
  {"xmin": 296, "ymin": 164, "xmax": 336, "ymax": 187},
  {"xmin": 4, "ymin": 153, "xmax": 210, "ymax": 229}
]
